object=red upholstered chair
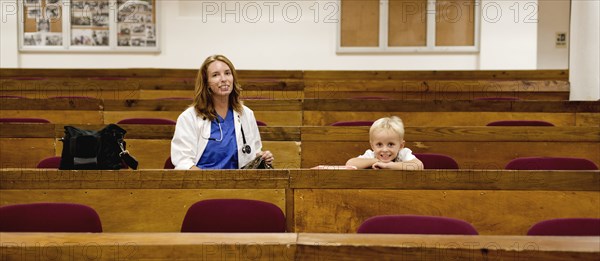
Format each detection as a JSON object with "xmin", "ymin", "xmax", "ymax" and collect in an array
[
  {"xmin": 357, "ymin": 215, "xmax": 478, "ymax": 235},
  {"xmin": 0, "ymin": 203, "xmax": 102, "ymax": 232},
  {"xmin": 36, "ymin": 156, "xmax": 62, "ymax": 169},
  {"xmin": 0, "ymin": 118, "xmax": 50, "ymax": 123},
  {"xmin": 527, "ymin": 218, "xmax": 600, "ymax": 236},
  {"xmin": 181, "ymin": 199, "xmax": 285, "ymax": 232},
  {"xmin": 164, "ymin": 157, "xmax": 175, "ymax": 169},
  {"xmin": 505, "ymin": 157, "xmax": 598, "ymax": 170},
  {"xmin": 117, "ymin": 118, "xmax": 176, "ymax": 125},
  {"xmin": 414, "ymin": 153, "xmax": 459, "ymax": 169},
  {"xmin": 330, "ymin": 121, "xmax": 374, "ymax": 127},
  {"xmin": 487, "ymin": 120, "xmax": 554, "ymax": 126}
]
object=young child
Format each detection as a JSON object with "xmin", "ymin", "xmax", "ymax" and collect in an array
[{"xmin": 346, "ymin": 116, "xmax": 424, "ymax": 170}]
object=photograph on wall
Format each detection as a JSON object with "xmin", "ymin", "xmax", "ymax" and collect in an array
[
  {"xmin": 72, "ymin": 29, "xmax": 109, "ymax": 46},
  {"xmin": 117, "ymin": 0, "xmax": 155, "ymax": 47},
  {"xmin": 45, "ymin": 4, "xmax": 60, "ymax": 20},
  {"xmin": 24, "ymin": 0, "xmax": 41, "ymax": 6},
  {"xmin": 92, "ymin": 30, "xmax": 109, "ymax": 46},
  {"xmin": 71, "ymin": 0, "xmax": 109, "ymax": 46},
  {"xmin": 45, "ymin": 32, "xmax": 63, "ymax": 46},
  {"xmin": 26, "ymin": 7, "xmax": 41, "ymax": 19},
  {"xmin": 20, "ymin": 0, "xmax": 157, "ymax": 51},
  {"xmin": 71, "ymin": 29, "xmax": 95, "ymax": 45},
  {"xmin": 23, "ymin": 33, "xmax": 42, "ymax": 46},
  {"xmin": 36, "ymin": 19, "xmax": 50, "ymax": 32},
  {"xmin": 71, "ymin": 12, "xmax": 91, "ymax": 26}
]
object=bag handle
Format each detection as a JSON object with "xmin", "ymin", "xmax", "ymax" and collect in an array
[{"xmin": 117, "ymin": 139, "xmax": 138, "ymax": 170}]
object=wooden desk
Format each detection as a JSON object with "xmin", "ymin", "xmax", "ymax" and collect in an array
[
  {"xmin": 300, "ymin": 126, "xmax": 600, "ymax": 168},
  {"xmin": 0, "ymin": 124, "xmax": 597, "ymax": 169},
  {"xmin": 302, "ymin": 99, "xmax": 600, "ymax": 126},
  {"xmin": 0, "ymin": 99, "xmax": 304, "ymax": 126},
  {"xmin": 0, "ymin": 233, "xmax": 297, "ymax": 261},
  {"xmin": 1, "ymin": 169, "xmax": 598, "ymax": 234},
  {"xmin": 1, "ymin": 69, "xmax": 568, "ymax": 101},
  {"xmin": 0, "ymin": 124, "xmax": 301, "ymax": 169},
  {"xmin": 1, "ymin": 233, "xmax": 598, "ymax": 261},
  {"xmin": 296, "ymin": 233, "xmax": 600, "ymax": 261}
]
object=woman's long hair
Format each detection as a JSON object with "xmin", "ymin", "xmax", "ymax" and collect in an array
[{"xmin": 191, "ymin": 54, "xmax": 243, "ymax": 121}]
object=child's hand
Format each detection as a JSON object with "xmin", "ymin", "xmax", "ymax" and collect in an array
[{"xmin": 372, "ymin": 161, "xmax": 391, "ymax": 169}]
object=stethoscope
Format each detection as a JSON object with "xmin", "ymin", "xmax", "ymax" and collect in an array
[{"xmin": 204, "ymin": 116, "xmax": 251, "ymax": 154}]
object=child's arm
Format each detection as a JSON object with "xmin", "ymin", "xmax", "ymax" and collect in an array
[
  {"xmin": 346, "ymin": 157, "xmax": 378, "ymax": 169},
  {"xmin": 372, "ymin": 158, "xmax": 424, "ymax": 170}
]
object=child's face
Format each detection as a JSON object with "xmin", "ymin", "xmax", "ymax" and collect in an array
[{"xmin": 370, "ymin": 129, "xmax": 405, "ymax": 163}]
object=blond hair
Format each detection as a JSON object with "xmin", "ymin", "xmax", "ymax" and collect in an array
[
  {"xmin": 369, "ymin": 116, "xmax": 405, "ymax": 141},
  {"xmin": 191, "ymin": 54, "xmax": 243, "ymax": 121}
]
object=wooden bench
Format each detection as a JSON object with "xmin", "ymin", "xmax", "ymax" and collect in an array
[
  {"xmin": 1, "ymin": 233, "xmax": 598, "ymax": 260},
  {"xmin": 1, "ymin": 69, "xmax": 570, "ymax": 100},
  {"xmin": 289, "ymin": 169, "xmax": 599, "ymax": 235},
  {"xmin": 1, "ymin": 124, "xmax": 597, "ymax": 169},
  {"xmin": 0, "ymin": 124, "xmax": 301, "ymax": 169},
  {"xmin": 1, "ymin": 99, "xmax": 597, "ymax": 126},
  {"xmin": 300, "ymin": 126, "xmax": 600, "ymax": 168},
  {"xmin": 302, "ymin": 99, "xmax": 600, "ymax": 126},
  {"xmin": 0, "ymin": 99, "xmax": 303, "ymax": 126},
  {"xmin": 1, "ymin": 169, "xmax": 597, "ymax": 235}
]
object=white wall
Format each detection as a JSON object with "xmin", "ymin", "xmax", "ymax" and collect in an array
[
  {"xmin": 1, "ymin": 0, "xmax": 19, "ymax": 68},
  {"xmin": 569, "ymin": 0, "xmax": 600, "ymax": 101},
  {"xmin": 0, "ymin": 0, "xmax": 545, "ymax": 70},
  {"xmin": 479, "ymin": 0, "xmax": 538, "ymax": 69},
  {"xmin": 537, "ymin": 0, "xmax": 569, "ymax": 69}
]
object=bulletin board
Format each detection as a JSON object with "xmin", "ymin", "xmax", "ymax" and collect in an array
[{"xmin": 19, "ymin": 0, "xmax": 159, "ymax": 52}]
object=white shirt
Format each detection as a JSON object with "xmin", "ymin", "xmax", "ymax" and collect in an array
[
  {"xmin": 171, "ymin": 106, "xmax": 262, "ymax": 170},
  {"xmin": 358, "ymin": 148, "xmax": 417, "ymax": 162}
]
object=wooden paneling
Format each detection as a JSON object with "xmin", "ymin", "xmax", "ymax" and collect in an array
[
  {"xmin": 1, "ymin": 69, "xmax": 571, "ymax": 100},
  {"xmin": 1, "ymin": 233, "xmax": 598, "ymax": 261},
  {"xmin": 2, "ymin": 125, "xmax": 596, "ymax": 169},
  {"xmin": 296, "ymin": 234, "xmax": 600, "ymax": 261},
  {"xmin": 300, "ymin": 126, "xmax": 600, "ymax": 168},
  {"xmin": 0, "ymin": 233, "xmax": 298, "ymax": 261},
  {"xmin": 293, "ymin": 189, "xmax": 600, "ymax": 234},
  {"xmin": 302, "ymin": 70, "xmax": 568, "ymax": 80},
  {"xmin": 303, "ymin": 111, "xmax": 582, "ymax": 126},
  {"xmin": 0, "ymin": 170, "xmax": 288, "ymax": 232},
  {"xmin": 0, "ymin": 138, "xmax": 55, "ymax": 168},
  {"xmin": 1, "ymin": 169, "xmax": 598, "ymax": 234},
  {"xmin": 303, "ymin": 80, "xmax": 570, "ymax": 100},
  {"xmin": 0, "ymin": 189, "xmax": 286, "ymax": 232}
]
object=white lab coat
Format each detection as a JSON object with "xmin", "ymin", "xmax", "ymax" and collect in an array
[{"xmin": 171, "ymin": 106, "xmax": 262, "ymax": 169}]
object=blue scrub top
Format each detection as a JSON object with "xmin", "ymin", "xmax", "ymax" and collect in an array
[{"xmin": 197, "ymin": 108, "xmax": 239, "ymax": 169}]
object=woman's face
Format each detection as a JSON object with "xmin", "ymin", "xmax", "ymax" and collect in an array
[{"xmin": 206, "ymin": 60, "xmax": 233, "ymax": 98}]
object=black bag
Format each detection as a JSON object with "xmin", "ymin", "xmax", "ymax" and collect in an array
[{"xmin": 59, "ymin": 124, "xmax": 138, "ymax": 170}]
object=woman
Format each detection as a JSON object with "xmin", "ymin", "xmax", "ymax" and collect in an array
[{"xmin": 171, "ymin": 55, "xmax": 274, "ymax": 169}]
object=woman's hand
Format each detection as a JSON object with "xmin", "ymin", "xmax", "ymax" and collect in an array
[{"xmin": 258, "ymin": 151, "xmax": 274, "ymax": 164}]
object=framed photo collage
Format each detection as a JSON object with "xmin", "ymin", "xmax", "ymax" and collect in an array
[{"xmin": 19, "ymin": 0, "xmax": 158, "ymax": 52}]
